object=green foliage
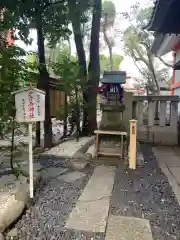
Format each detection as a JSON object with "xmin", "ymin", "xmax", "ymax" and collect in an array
[
  {"xmin": 50, "ymin": 51, "xmax": 85, "ymax": 126},
  {"xmin": 0, "ymin": 45, "xmax": 27, "ymax": 136},
  {"xmin": 102, "ymin": 1, "xmax": 116, "ymax": 26},
  {"xmin": 123, "ymin": 5, "xmax": 170, "ymax": 93},
  {"xmin": 100, "ymin": 54, "xmax": 123, "ymax": 72},
  {"xmin": 52, "ymin": 55, "xmax": 85, "ymax": 94},
  {"xmin": 101, "ymin": 0, "xmax": 116, "ymax": 70},
  {"xmin": 2, "ymin": 0, "xmax": 71, "ymax": 46}
]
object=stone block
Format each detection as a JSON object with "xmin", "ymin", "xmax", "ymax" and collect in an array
[
  {"xmin": 105, "ymin": 215, "xmax": 153, "ymax": 240},
  {"xmin": 79, "ymin": 165, "xmax": 115, "ymax": 201},
  {"xmin": 70, "ymin": 160, "xmax": 88, "ymax": 170},
  {"xmin": 66, "ymin": 198, "xmax": 110, "ymax": 232},
  {"xmin": 0, "ymin": 196, "xmax": 25, "ymax": 233},
  {"xmin": 58, "ymin": 171, "xmax": 86, "ymax": 183}
]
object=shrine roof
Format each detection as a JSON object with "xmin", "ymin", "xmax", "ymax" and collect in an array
[
  {"xmin": 101, "ymin": 71, "xmax": 126, "ymax": 84},
  {"xmin": 145, "ymin": 0, "xmax": 180, "ymax": 34}
]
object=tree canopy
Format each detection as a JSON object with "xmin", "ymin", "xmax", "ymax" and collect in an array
[
  {"xmin": 122, "ymin": 4, "xmax": 171, "ymax": 94},
  {"xmin": 100, "ymin": 54, "xmax": 123, "ymax": 73}
]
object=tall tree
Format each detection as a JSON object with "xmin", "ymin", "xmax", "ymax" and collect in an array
[
  {"xmin": 101, "ymin": 0, "xmax": 116, "ymax": 70},
  {"xmin": 67, "ymin": 0, "xmax": 90, "ymax": 135},
  {"xmin": 123, "ymin": 5, "xmax": 171, "ymax": 94},
  {"xmin": 2, "ymin": 0, "xmax": 70, "ymax": 148},
  {"xmin": 87, "ymin": 0, "xmax": 102, "ymax": 134}
]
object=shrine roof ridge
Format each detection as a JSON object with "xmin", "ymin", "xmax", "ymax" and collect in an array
[{"xmin": 103, "ymin": 71, "xmax": 126, "ymax": 76}]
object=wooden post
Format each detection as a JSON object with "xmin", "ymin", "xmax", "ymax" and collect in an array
[
  {"xmin": 129, "ymin": 120, "xmax": 137, "ymax": 170},
  {"xmin": 28, "ymin": 123, "xmax": 34, "ymax": 198}
]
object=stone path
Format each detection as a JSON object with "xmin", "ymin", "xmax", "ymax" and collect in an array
[
  {"xmin": 65, "ymin": 165, "xmax": 115, "ymax": 232},
  {"xmin": 10, "ymin": 144, "xmax": 180, "ymax": 239}
]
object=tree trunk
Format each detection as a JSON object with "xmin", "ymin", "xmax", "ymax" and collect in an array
[
  {"xmin": 68, "ymin": 0, "xmax": 89, "ymax": 135},
  {"xmin": 147, "ymin": 52, "xmax": 160, "ymax": 94},
  {"xmin": 109, "ymin": 45, "xmax": 113, "ymax": 70},
  {"xmin": 68, "ymin": 38, "xmax": 71, "ymax": 58},
  {"xmin": 73, "ymin": 30, "xmax": 88, "ymax": 135},
  {"xmin": 36, "ymin": 5, "xmax": 52, "ymax": 149},
  {"xmin": 102, "ymin": 17, "xmax": 113, "ymax": 70},
  {"xmin": 87, "ymin": 0, "xmax": 101, "ymax": 134}
]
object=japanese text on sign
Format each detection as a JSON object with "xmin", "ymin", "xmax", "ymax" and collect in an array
[
  {"xmin": 132, "ymin": 126, "xmax": 136, "ymax": 135},
  {"xmin": 14, "ymin": 88, "xmax": 45, "ymax": 123},
  {"xmin": 37, "ymin": 94, "xmax": 41, "ymax": 116},
  {"xmin": 28, "ymin": 91, "xmax": 35, "ymax": 119},
  {"xmin": 21, "ymin": 98, "xmax": 26, "ymax": 120}
]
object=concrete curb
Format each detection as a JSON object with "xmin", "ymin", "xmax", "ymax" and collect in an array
[
  {"xmin": 68, "ymin": 137, "xmax": 95, "ymax": 170},
  {"xmin": 0, "ymin": 170, "xmax": 41, "ymax": 234},
  {"xmin": 73, "ymin": 137, "xmax": 95, "ymax": 156},
  {"xmin": 40, "ymin": 136, "xmax": 95, "ymax": 160},
  {"xmin": 155, "ymin": 156, "xmax": 180, "ymax": 206}
]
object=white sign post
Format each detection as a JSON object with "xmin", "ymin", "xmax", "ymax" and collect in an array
[{"xmin": 12, "ymin": 87, "xmax": 45, "ymax": 198}]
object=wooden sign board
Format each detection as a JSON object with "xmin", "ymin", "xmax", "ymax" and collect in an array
[{"xmin": 12, "ymin": 88, "xmax": 45, "ymax": 123}]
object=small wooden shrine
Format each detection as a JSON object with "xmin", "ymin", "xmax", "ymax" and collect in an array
[
  {"xmin": 99, "ymin": 71, "xmax": 126, "ymax": 105},
  {"xmin": 98, "ymin": 71, "xmax": 127, "ymax": 132},
  {"xmin": 95, "ymin": 71, "xmax": 129, "ymax": 159}
]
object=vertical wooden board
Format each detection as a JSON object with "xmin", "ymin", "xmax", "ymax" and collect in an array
[
  {"xmin": 55, "ymin": 90, "xmax": 61, "ymax": 117},
  {"xmin": 61, "ymin": 91, "xmax": 65, "ymax": 107},
  {"xmin": 129, "ymin": 120, "xmax": 137, "ymax": 169},
  {"xmin": 50, "ymin": 89, "xmax": 54, "ymax": 117}
]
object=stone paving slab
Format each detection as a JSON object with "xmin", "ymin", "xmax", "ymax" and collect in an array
[
  {"xmin": 65, "ymin": 165, "xmax": 116, "ymax": 233},
  {"xmin": 66, "ymin": 198, "xmax": 110, "ymax": 233},
  {"xmin": 105, "ymin": 215, "xmax": 153, "ymax": 240},
  {"xmin": 153, "ymin": 147, "xmax": 180, "ymax": 167},
  {"xmin": 79, "ymin": 165, "xmax": 115, "ymax": 201},
  {"xmin": 153, "ymin": 147, "xmax": 175, "ymax": 156},
  {"xmin": 57, "ymin": 171, "xmax": 86, "ymax": 183}
]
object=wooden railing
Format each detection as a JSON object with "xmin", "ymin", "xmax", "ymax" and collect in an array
[{"xmin": 132, "ymin": 95, "xmax": 179, "ymax": 145}]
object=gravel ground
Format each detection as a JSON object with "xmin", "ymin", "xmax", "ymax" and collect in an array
[
  {"xmin": 12, "ymin": 143, "xmax": 180, "ymax": 240},
  {"xmin": 109, "ymin": 143, "xmax": 180, "ymax": 240},
  {"xmin": 15, "ymin": 161, "xmax": 105, "ymax": 240}
]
